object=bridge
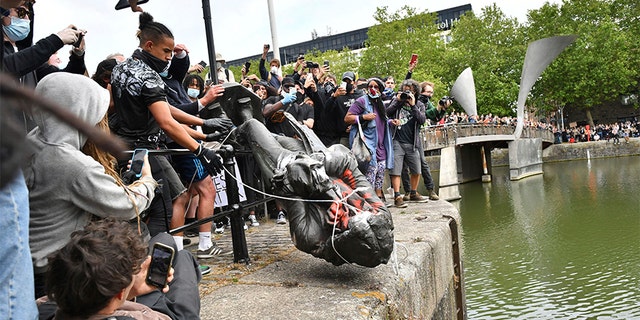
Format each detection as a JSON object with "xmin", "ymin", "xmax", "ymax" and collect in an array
[{"xmin": 419, "ymin": 123, "xmax": 554, "ymax": 201}]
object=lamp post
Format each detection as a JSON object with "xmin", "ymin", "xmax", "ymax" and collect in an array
[
  {"xmin": 201, "ymin": 0, "xmax": 218, "ymax": 85},
  {"xmin": 558, "ymin": 105, "xmax": 565, "ymax": 131}
]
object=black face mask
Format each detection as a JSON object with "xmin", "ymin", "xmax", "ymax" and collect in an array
[
  {"xmin": 133, "ymin": 49, "xmax": 170, "ymax": 74},
  {"xmin": 346, "ymin": 83, "xmax": 354, "ymax": 94},
  {"xmin": 418, "ymin": 94, "xmax": 430, "ymax": 104},
  {"xmin": 295, "ymin": 92, "xmax": 305, "ymax": 104}
]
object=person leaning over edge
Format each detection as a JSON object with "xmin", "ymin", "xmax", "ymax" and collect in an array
[{"xmin": 110, "ymin": 12, "xmax": 224, "ymax": 236}]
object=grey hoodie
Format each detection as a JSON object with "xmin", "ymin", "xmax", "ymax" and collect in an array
[{"xmin": 23, "ymin": 73, "xmax": 157, "ymax": 270}]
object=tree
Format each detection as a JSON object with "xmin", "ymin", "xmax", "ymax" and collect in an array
[
  {"xmin": 444, "ymin": 4, "xmax": 526, "ymax": 116},
  {"xmin": 525, "ymin": 0, "xmax": 638, "ymax": 126},
  {"xmin": 358, "ymin": 6, "xmax": 446, "ymax": 89}
]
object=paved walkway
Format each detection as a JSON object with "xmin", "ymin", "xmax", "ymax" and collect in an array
[
  {"xmin": 185, "ymin": 217, "xmax": 296, "ymax": 297},
  {"xmin": 186, "ymin": 198, "xmax": 461, "ymax": 319}
]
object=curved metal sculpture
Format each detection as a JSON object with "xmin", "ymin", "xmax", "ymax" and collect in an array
[
  {"xmin": 514, "ymin": 35, "xmax": 577, "ymax": 139},
  {"xmin": 450, "ymin": 67, "xmax": 477, "ymax": 116}
]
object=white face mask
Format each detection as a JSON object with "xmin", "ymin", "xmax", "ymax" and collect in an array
[
  {"xmin": 270, "ymin": 66, "xmax": 278, "ymax": 74},
  {"xmin": 187, "ymin": 88, "xmax": 200, "ymax": 98}
]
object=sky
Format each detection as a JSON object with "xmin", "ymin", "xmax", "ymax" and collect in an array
[{"xmin": 30, "ymin": 0, "xmax": 561, "ymax": 74}]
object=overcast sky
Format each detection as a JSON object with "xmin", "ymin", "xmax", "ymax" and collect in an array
[{"xmin": 31, "ymin": 0, "xmax": 560, "ymax": 74}]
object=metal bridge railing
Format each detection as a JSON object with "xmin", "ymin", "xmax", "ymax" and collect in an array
[{"xmin": 422, "ymin": 123, "xmax": 554, "ymax": 151}]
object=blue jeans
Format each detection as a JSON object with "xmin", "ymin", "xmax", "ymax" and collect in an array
[{"xmin": 0, "ymin": 173, "xmax": 38, "ymax": 319}]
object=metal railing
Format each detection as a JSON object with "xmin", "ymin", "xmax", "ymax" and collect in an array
[{"xmin": 422, "ymin": 123, "xmax": 554, "ymax": 151}]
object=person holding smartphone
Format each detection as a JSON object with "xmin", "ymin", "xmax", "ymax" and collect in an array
[
  {"xmin": 42, "ymin": 218, "xmax": 201, "ymax": 319},
  {"xmin": 24, "ymin": 73, "xmax": 159, "ymax": 299}
]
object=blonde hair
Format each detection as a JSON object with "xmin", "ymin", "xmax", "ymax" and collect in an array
[{"xmin": 81, "ymin": 115, "xmax": 124, "ymax": 187}]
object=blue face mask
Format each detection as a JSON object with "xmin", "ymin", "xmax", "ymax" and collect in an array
[
  {"xmin": 158, "ymin": 70, "xmax": 169, "ymax": 78},
  {"xmin": 187, "ymin": 88, "xmax": 200, "ymax": 98},
  {"xmin": 3, "ymin": 16, "xmax": 30, "ymax": 42}
]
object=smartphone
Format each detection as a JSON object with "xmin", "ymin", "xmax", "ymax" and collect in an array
[
  {"xmin": 71, "ymin": 27, "xmax": 84, "ymax": 48},
  {"xmin": 205, "ymin": 79, "xmax": 212, "ymax": 86},
  {"xmin": 340, "ymin": 82, "xmax": 347, "ymax": 90},
  {"xmin": 244, "ymin": 61, "xmax": 251, "ymax": 72},
  {"xmin": 410, "ymin": 53, "xmax": 418, "ymax": 65},
  {"xmin": 198, "ymin": 60, "xmax": 207, "ymax": 68},
  {"xmin": 129, "ymin": 148, "xmax": 148, "ymax": 178},
  {"xmin": 306, "ymin": 73, "xmax": 313, "ymax": 82},
  {"xmin": 323, "ymin": 60, "xmax": 329, "ymax": 68},
  {"xmin": 265, "ymin": 44, "xmax": 270, "ymax": 50},
  {"xmin": 146, "ymin": 243, "xmax": 175, "ymax": 288}
]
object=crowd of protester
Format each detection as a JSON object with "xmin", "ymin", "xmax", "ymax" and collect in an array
[
  {"xmin": 1, "ymin": 0, "xmax": 638, "ymax": 318},
  {"xmin": 427, "ymin": 109, "xmax": 639, "ymax": 144}
]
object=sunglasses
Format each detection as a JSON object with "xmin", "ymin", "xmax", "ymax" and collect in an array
[{"xmin": 15, "ymin": 7, "xmax": 29, "ymax": 18}]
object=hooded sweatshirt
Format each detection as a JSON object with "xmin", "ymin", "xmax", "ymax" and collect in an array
[{"xmin": 23, "ymin": 73, "xmax": 157, "ymax": 271}]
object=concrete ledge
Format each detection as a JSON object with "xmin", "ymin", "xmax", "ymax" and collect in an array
[{"xmin": 199, "ymin": 200, "xmax": 462, "ymax": 319}]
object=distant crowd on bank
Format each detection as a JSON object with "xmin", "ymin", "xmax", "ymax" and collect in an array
[{"xmin": 423, "ymin": 109, "xmax": 639, "ymax": 145}]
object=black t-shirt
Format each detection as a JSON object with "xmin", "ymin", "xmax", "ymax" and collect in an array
[
  {"xmin": 395, "ymin": 106, "xmax": 417, "ymax": 144},
  {"xmin": 333, "ymin": 91, "xmax": 363, "ymax": 138},
  {"xmin": 110, "ymin": 57, "xmax": 167, "ymax": 146}
]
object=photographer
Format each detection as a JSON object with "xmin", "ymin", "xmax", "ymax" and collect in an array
[
  {"xmin": 420, "ymin": 81, "xmax": 453, "ymax": 124},
  {"xmin": 325, "ymin": 71, "xmax": 363, "ymax": 147},
  {"xmin": 386, "ymin": 79, "xmax": 426, "ymax": 208},
  {"xmin": 398, "ymin": 81, "xmax": 450, "ymax": 202}
]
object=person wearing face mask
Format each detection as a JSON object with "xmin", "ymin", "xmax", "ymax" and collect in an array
[
  {"xmin": 215, "ymin": 52, "xmax": 235, "ymax": 83},
  {"xmin": 2, "ymin": 3, "xmax": 86, "ymax": 86},
  {"xmin": 398, "ymin": 81, "xmax": 444, "ymax": 202},
  {"xmin": 157, "ymin": 43, "xmax": 231, "ymax": 260},
  {"xmin": 344, "ymin": 78, "xmax": 395, "ymax": 202},
  {"xmin": 110, "ymin": 12, "xmax": 226, "ymax": 239},
  {"xmin": 385, "ymin": 79, "xmax": 426, "ymax": 208},
  {"xmin": 183, "ymin": 73, "xmax": 205, "ymax": 101},
  {"xmin": 262, "ymin": 77, "xmax": 313, "ymax": 138},
  {"xmin": 259, "ymin": 43, "xmax": 282, "ymax": 90},
  {"xmin": 325, "ymin": 71, "xmax": 363, "ymax": 148}
]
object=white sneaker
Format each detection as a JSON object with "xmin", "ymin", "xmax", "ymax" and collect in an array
[
  {"xmin": 276, "ymin": 211, "xmax": 287, "ymax": 225},
  {"xmin": 248, "ymin": 214, "xmax": 260, "ymax": 227}
]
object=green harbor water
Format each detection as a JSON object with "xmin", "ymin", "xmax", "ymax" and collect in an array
[{"xmin": 454, "ymin": 156, "xmax": 640, "ymax": 319}]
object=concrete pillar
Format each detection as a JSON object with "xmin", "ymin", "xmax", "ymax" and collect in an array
[
  {"xmin": 508, "ymin": 138, "xmax": 543, "ymax": 180},
  {"xmin": 438, "ymin": 146, "xmax": 461, "ymax": 201}
]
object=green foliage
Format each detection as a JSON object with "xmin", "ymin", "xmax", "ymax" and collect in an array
[
  {"xmin": 525, "ymin": 0, "xmax": 638, "ymax": 113},
  {"xmin": 444, "ymin": 4, "xmax": 525, "ymax": 116},
  {"xmin": 360, "ymin": 6, "xmax": 444, "ymax": 81}
]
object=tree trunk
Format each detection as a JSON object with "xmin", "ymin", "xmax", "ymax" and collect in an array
[{"xmin": 586, "ymin": 109, "xmax": 595, "ymax": 128}]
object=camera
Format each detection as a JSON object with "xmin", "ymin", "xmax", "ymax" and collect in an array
[
  {"xmin": 306, "ymin": 61, "xmax": 319, "ymax": 69},
  {"xmin": 323, "ymin": 81, "xmax": 335, "ymax": 95},
  {"xmin": 439, "ymin": 96, "xmax": 454, "ymax": 107},
  {"xmin": 399, "ymin": 90, "xmax": 412, "ymax": 100}
]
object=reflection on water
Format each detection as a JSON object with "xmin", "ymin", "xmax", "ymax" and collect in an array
[{"xmin": 457, "ymin": 156, "xmax": 640, "ymax": 319}]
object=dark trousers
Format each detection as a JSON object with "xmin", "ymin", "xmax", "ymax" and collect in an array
[{"xmin": 137, "ymin": 232, "xmax": 201, "ymax": 320}]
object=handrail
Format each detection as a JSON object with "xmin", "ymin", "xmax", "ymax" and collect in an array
[{"xmin": 422, "ymin": 123, "xmax": 554, "ymax": 151}]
